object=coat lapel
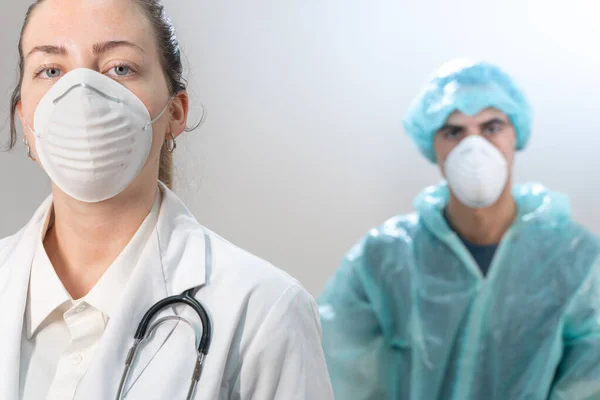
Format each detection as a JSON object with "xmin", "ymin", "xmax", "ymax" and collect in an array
[
  {"xmin": 75, "ymin": 185, "xmax": 208, "ymax": 399},
  {"xmin": 0, "ymin": 198, "xmax": 51, "ymax": 400}
]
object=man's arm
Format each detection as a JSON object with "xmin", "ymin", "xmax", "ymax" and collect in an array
[
  {"xmin": 550, "ymin": 257, "xmax": 600, "ymax": 400},
  {"xmin": 318, "ymin": 236, "xmax": 389, "ymax": 400}
]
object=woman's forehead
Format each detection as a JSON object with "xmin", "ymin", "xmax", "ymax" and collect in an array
[{"xmin": 23, "ymin": 0, "xmax": 153, "ymax": 53}]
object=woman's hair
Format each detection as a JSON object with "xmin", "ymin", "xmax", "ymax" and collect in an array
[{"xmin": 8, "ymin": 0, "xmax": 187, "ymax": 189}]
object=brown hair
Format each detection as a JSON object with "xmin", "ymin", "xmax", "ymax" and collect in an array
[{"xmin": 8, "ymin": 0, "xmax": 188, "ymax": 189}]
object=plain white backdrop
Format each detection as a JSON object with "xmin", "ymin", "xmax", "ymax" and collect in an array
[{"xmin": 1, "ymin": 0, "xmax": 599, "ymax": 295}]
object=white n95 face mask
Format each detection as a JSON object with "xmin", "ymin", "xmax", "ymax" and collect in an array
[
  {"xmin": 443, "ymin": 135, "xmax": 509, "ymax": 209},
  {"xmin": 30, "ymin": 68, "xmax": 170, "ymax": 203}
]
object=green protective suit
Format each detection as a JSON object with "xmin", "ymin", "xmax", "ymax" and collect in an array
[{"xmin": 319, "ymin": 183, "xmax": 600, "ymax": 400}]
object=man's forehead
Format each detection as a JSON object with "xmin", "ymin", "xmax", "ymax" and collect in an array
[{"xmin": 445, "ymin": 108, "xmax": 509, "ymax": 125}]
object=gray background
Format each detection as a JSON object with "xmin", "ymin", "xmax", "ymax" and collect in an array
[{"xmin": 1, "ymin": 0, "xmax": 599, "ymax": 295}]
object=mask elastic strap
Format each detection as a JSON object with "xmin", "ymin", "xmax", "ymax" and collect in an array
[
  {"xmin": 24, "ymin": 122, "xmax": 39, "ymax": 138},
  {"xmin": 143, "ymin": 96, "xmax": 174, "ymax": 132}
]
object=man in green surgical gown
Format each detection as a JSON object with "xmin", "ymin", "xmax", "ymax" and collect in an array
[{"xmin": 318, "ymin": 60, "xmax": 600, "ymax": 400}]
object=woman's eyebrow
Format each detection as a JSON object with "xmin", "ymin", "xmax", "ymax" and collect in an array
[
  {"xmin": 93, "ymin": 40, "xmax": 145, "ymax": 55},
  {"xmin": 25, "ymin": 41, "xmax": 144, "ymax": 60},
  {"xmin": 26, "ymin": 45, "xmax": 67, "ymax": 59}
]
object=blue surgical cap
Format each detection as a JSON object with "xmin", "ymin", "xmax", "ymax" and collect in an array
[{"xmin": 402, "ymin": 59, "xmax": 532, "ymax": 163}]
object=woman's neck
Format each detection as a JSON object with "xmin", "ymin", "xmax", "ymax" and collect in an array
[
  {"xmin": 446, "ymin": 185, "xmax": 517, "ymax": 246},
  {"xmin": 43, "ymin": 184, "xmax": 157, "ymax": 299}
]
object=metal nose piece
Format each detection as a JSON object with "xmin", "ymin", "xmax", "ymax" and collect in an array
[{"xmin": 53, "ymin": 83, "xmax": 122, "ymax": 105}]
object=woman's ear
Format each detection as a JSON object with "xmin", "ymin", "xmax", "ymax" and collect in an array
[{"xmin": 168, "ymin": 90, "xmax": 189, "ymax": 140}]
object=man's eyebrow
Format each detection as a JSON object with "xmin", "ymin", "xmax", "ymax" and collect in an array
[
  {"xmin": 25, "ymin": 45, "xmax": 68, "ymax": 59},
  {"xmin": 438, "ymin": 124, "xmax": 464, "ymax": 132},
  {"xmin": 93, "ymin": 40, "xmax": 145, "ymax": 54},
  {"xmin": 480, "ymin": 117, "xmax": 507, "ymax": 127}
]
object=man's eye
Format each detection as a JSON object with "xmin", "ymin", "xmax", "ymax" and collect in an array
[
  {"xmin": 486, "ymin": 124, "xmax": 502, "ymax": 135},
  {"xmin": 444, "ymin": 130, "xmax": 462, "ymax": 140}
]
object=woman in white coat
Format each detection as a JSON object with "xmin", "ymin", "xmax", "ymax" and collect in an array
[{"xmin": 0, "ymin": 0, "xmax": 334, "ymax": 399}]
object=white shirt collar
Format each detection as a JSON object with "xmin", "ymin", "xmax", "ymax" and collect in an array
[
  {"xmin": 25, "ymin": 189, "xmax": 162, "ymax": 339},
  {"xmin": 25, "ymin": 235, "xmax": 71, "ymax": 339}
]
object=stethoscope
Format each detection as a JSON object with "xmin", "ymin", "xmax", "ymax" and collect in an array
[{"xmin": 115, "ymin": 232, "xmax": 213, "ymax": 400}]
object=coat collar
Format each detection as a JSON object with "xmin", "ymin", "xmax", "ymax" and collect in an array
[
  {"xmin": 154, "ymin": 182, "xmax": 208, "ymax": 294},
  {"xmin": 0, "ymin": 195, "xmax": 52, "ymax": 400},
  {"xmin": 0, "ymin": 183, "xmax": 209, "ymax": 400}
]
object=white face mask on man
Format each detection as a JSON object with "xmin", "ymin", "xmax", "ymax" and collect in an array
[
  {"xmin": 27, "ymin": 68, "xmax": 170, "ymax": 203},
  {"xmin": 443, "ymin": 135, "xmax": 509, "ymax": 209}
]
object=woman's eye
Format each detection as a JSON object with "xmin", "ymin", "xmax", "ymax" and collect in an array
[
  {"xmin": 44, "ymin": 68, "xmax": 61, "ymax": 78},
  {"xmin": 113, "ymin": 65, "xmax": 131, "ymax": 76}
]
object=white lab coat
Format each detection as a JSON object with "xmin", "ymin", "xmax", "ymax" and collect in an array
[{"xmin": 0, "ymin": 185, "xmax": 334, "ymax": 400}]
